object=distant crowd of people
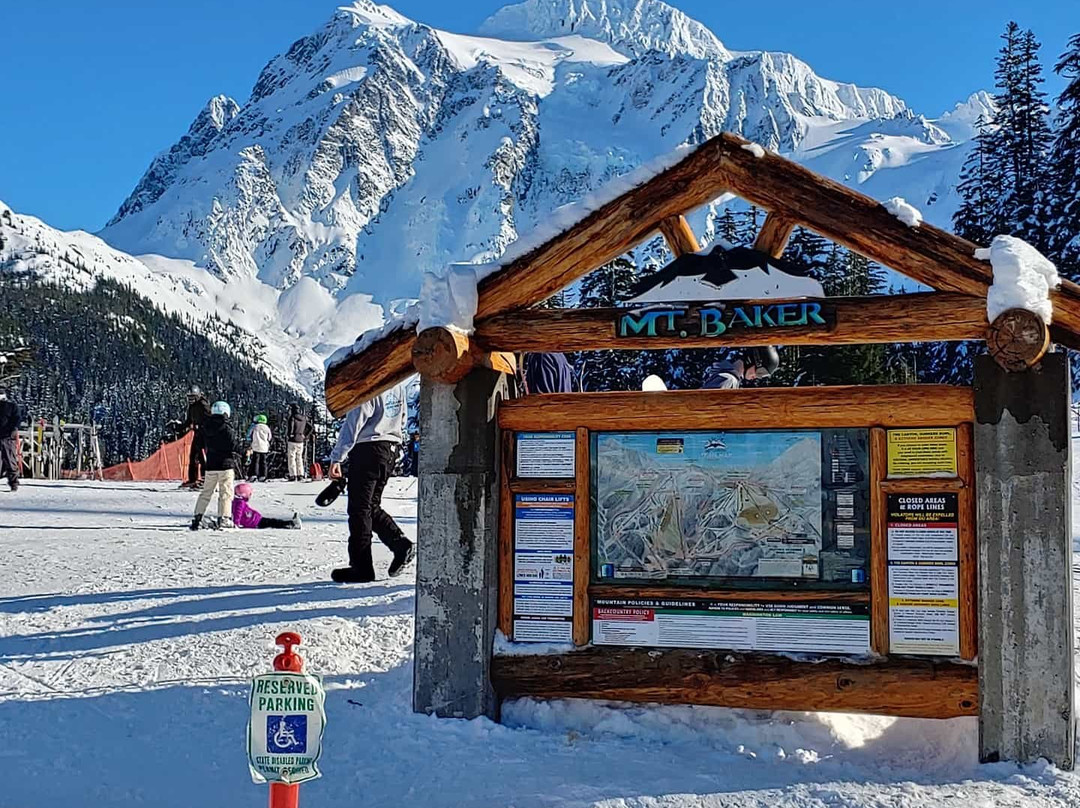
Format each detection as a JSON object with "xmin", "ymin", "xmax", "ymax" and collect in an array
[{"xmin": 180, "ymin": 387, "xmax": 316, "ymax": 490}]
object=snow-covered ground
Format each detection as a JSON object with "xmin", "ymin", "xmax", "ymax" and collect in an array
[{"xmin": 2, "ymin": 478, "xmax": 1080, "ymax": 807}]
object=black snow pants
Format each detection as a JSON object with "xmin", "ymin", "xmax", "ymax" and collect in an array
[
  {"xmin": 0, "ymin": 435, "xmax": 18, "ymax": 488},
  {"xmin": 249, "ymin": 451, "xmax": 269, "ymax": 480},
  {"xmin": 346, "ymin": 441, "xmax": 409, "ymax": 578},
  {"xmin": 187, "ymin": 431, "xmax": 205, "ymax": 485}
]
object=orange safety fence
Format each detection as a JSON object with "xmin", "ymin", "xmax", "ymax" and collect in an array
[{"xmin": 102, "ymin": 431, "xmax": 195, "ymax": 482}]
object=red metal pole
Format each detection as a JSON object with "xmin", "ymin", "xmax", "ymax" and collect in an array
[
  {"xmin": 269, "ymin": 783, "xmax": 300, "ymax": 808},
  {"xmin": 269, "ymin": 632, "xmax": 304, "ymax": 808}
]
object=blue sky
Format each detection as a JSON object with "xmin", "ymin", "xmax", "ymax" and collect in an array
[{"xmin": 0, "ymin": 0, "xmax": 1074, "ymax": 232}]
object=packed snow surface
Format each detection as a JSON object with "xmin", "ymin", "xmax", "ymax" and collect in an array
[
  {"xmin": 982, "ymin": 235, "xmax": 1061, "ymax": 324},
  {"xmin": 882, "ymin": 196, "xmax": 923, "ymax": 228},
  {"xmin": 3, "ymin": 478, "xmax": 1080, "ymax": 806}
]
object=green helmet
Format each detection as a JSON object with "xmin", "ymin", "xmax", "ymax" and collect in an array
[{"xmin": 255, "ymin": 414, "xmax": 268, "ymax": 424}]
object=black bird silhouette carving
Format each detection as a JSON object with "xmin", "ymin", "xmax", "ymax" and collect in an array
[{"xmin": 629, "ymin": 244, "xmax": 817, "ymax": 301}]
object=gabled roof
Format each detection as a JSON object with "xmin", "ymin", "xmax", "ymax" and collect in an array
[{"xmin": 324, "ymin": 131, "xmax": 1080, "ymax": 416}]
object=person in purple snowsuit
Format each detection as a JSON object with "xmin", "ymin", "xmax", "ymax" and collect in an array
[{"xmin": 231, "ymin": 482, "xmax": 302, "ymax": 530}]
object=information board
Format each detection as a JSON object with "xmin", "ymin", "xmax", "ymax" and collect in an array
[
  {"xmin": 592, "ymin": 597, "xmax": 870, "ymax": 654},
  {"xmin": 516, "ymin": 432, "xmax": 576, "ymax": 478},
  {"xmin": 248, "ymin": 672, "xmax": 326, "ymax": 785},
  {"xmin": 886, "ymin": 493, "xmax": 960, "ymax": 655},
  {"xmin": 513, "ymin": 493, "xmax": 574, "ymax": 642},
  {"xmin": 886, "ymin": 429, "xmax": 957, "ymax": 477},
  {"xmin": 593, "ymin": 428, "xmax": 870, "ymax": 587}
]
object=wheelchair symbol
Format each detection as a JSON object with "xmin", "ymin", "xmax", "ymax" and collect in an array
[{"xmin": 266, "ymin": 715, "xmax": 307, "ymax": 753}]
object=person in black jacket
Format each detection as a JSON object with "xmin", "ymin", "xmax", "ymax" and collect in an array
[
  {"xmin": 180, "ymin": 386, "xmax": 212, "ymax": 489},
  {"xmin": 191, "ymin": 401, "xmax": 241, "ymax": 530},
  {"xmin": 285, "ymin": 403, "xmax": 313, "ymax": 481},
  {"xmin": 0, "ymin": 390, "xmax": 22, "ymax": 492}
]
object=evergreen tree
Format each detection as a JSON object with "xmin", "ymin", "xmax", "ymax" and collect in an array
[
  {"xmin": 926, "ymin": 23, "xmax": 1055, "ymax": 385},
  {"xmin": 954, "ymin": 116, "xmax": 1004, "ymax": 245},
  {"xmin": 575, "ymin": 257, "xmax": 639, "ymax": 391},
  {"xmin": 992, "ymin": 22, "xmax": 1054, "ymax": 250},
  {"xmin": 1050, "ymin": 33, "xmax": 1080, "ymax": 280},
  {"xmin": 0, "ymin": 275, "xmax": 307, "ymax": 467},
  {"xmin": 785, "ymin": 227, "xmax": 830, "ymax": 275},
  {"xmin": 718, "ymin": 208, "xmax": 740, "ymax": 244},
  {"xmin": 769, "ymin": 247, "xmax": 908, "ymax": 386}
]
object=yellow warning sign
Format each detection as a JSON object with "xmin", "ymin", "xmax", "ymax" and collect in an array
[{"xmin": 886, "ymin": 428, "xmax": 957, "ymax": 477}]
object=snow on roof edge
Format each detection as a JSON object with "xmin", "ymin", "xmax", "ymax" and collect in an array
[
  {"xmin": 326, "ymin": 143, "xmax": 693, "ymax": 372},
  {"xmin": 325, "ymin": 303, "xmax": 419, "ymax": 371}
]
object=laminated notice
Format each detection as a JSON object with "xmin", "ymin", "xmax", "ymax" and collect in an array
[{"xmin": 886, "ymin": 493, "xmax": 960, "ymax": 655}]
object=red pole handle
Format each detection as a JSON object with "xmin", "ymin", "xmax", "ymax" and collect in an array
[
  {"xmin": 269, "ymin": 632, "xmax": 304, "ymax": 808},
  {"xmin": 273, "ymin": 631, "xmax": 304, "ymax": 673}
]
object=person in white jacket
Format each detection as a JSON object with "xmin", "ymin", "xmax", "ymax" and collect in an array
[
  {"xmin": 247, "ymin": 413, "xmax": 272, "ymax": 481},
  {"xmin": 328, "ymin": 382, "xmax": 414, "ymax": 583}
]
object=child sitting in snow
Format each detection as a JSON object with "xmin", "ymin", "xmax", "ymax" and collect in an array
[{"xmin": 232, "ymin": 482, "xmax": 302, "ymax": 530}]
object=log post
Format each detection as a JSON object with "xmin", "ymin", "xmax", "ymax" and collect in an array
[
  {"xmin": 986, "ymin": 308, "xmax": 1050, "ymax": 372},
  {"xmin": 413, "ymin": 367, "xmax": 509, "ymax": 720},
  {"xmin": 657, "ymin": 215, "xmax": 700, "ymax": 256},
  {"xmin": 412, "ymin": 326, "xmax": 516, "ymax": 384},
  {"xmin": 753, "ymin": 211, "xmax": 797, "ymax": 258},
  {"xmin": 974, "ymin": 352, "xmax": 1075, "ymax": 769}
]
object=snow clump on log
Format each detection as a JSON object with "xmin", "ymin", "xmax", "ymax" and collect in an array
[
  {"xmin": 417, "ymin": 262, "xmax": 480, "ymax": 334},
  {"xmin": 882, "ymin": 197, "xmax": 923, "ymax": 228},
  {"xmin": 980, "ymin": 235, "xmax": 1060, "ymax": 324}
]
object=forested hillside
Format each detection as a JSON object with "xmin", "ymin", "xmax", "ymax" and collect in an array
[{"xmin": 0, "ymin": 274, "xmax": 307, "ymax": 466}]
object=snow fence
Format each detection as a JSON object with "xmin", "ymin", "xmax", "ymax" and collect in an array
[{"xmin": 101, "ymin": 431, "xmax": 194, "ymax": 481}]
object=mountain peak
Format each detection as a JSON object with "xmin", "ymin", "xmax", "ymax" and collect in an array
[
  {"xmin": 937, "ymin": 90, "xmax": 996, "ymax": 140},
  {"xmin": 478, "ymin": 0, "xmax": 729, "ymax": 60},
  {"xmin": 335, "ymin": 0, "xmax": 413, "ymax": 29},
  {"xmin": 196, "ymin": 94, "xmax": 240, "ymax": 136}
]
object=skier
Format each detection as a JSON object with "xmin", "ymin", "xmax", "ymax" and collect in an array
[
  {"xmin": 232, "ymin": 482, "xmax": 302, "ymax": 530},
  {"xmin": 327, "ymin": 382, "xmax": 414, "ymax": 583},
  {"xmin": 702, "ymin": 346, "xmax": 780, "ymax": 389},
  {"xmin": 285, "ymin": 404, "xmax": 313, "ymax": 481},
  {"xmin": 190, "ymin": 401, "xmax": 240, "ymax": 530},
  {"xmin": 180, "ymin": 386, "xmax": 211, "ymax": 489},
  {"xmin": 0, "ymin": 389, "xmax": 23, "ymax": 492},
  {"xmin": 522, "ymin": 351, "xmax": 573, "ymax": 394},
  {"xmin": 247, "ymin": 414, "xmax": 271, "ymax": 482}
]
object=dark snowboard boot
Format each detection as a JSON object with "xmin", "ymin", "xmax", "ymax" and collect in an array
[
  {"xmin": 331, "ymin": 566, "xmax": 376, "ymax": 584},
  {"xmin": 388, "ymin": 541, "xmax": 416, "ymax": 578},
  {"xmin": 189, "ymin": 514, "xmax": 202, "ymax": 531}
]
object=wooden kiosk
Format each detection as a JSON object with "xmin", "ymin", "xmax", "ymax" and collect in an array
[{"xmin": 326, "ymin": 133, "xmax": 1079, "ymax": 770}]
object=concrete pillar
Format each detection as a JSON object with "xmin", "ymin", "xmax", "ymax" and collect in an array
[
  {"xmin": 974, "ymin": 352, "xmax": 1075, "ymax": 770},
  {"xmin": 412, "ymin": 368, "xmax": 507, "ymax": 720}
]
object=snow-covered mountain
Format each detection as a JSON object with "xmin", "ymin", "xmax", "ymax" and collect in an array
[
  {"xmin": 15, "ymin": 0, "xmax": 984, "ymax": 392},
  {"xmin": 0, "ymin": 201, "xmax": 381, "ymax": 392}
]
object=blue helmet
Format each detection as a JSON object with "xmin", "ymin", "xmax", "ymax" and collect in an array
[{"xmin": 211, "ymin": 401, "xmax": 231, "ymax": 418}]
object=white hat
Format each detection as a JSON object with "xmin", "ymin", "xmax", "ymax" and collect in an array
[{"xmin": 641, "ymin": 375, "xmax": 668, "ymax": 392}]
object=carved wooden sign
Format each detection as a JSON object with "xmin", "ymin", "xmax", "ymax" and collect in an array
[{"xmin": 616, "ymin": 300, "xmax": 836, "ymax": 341}]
